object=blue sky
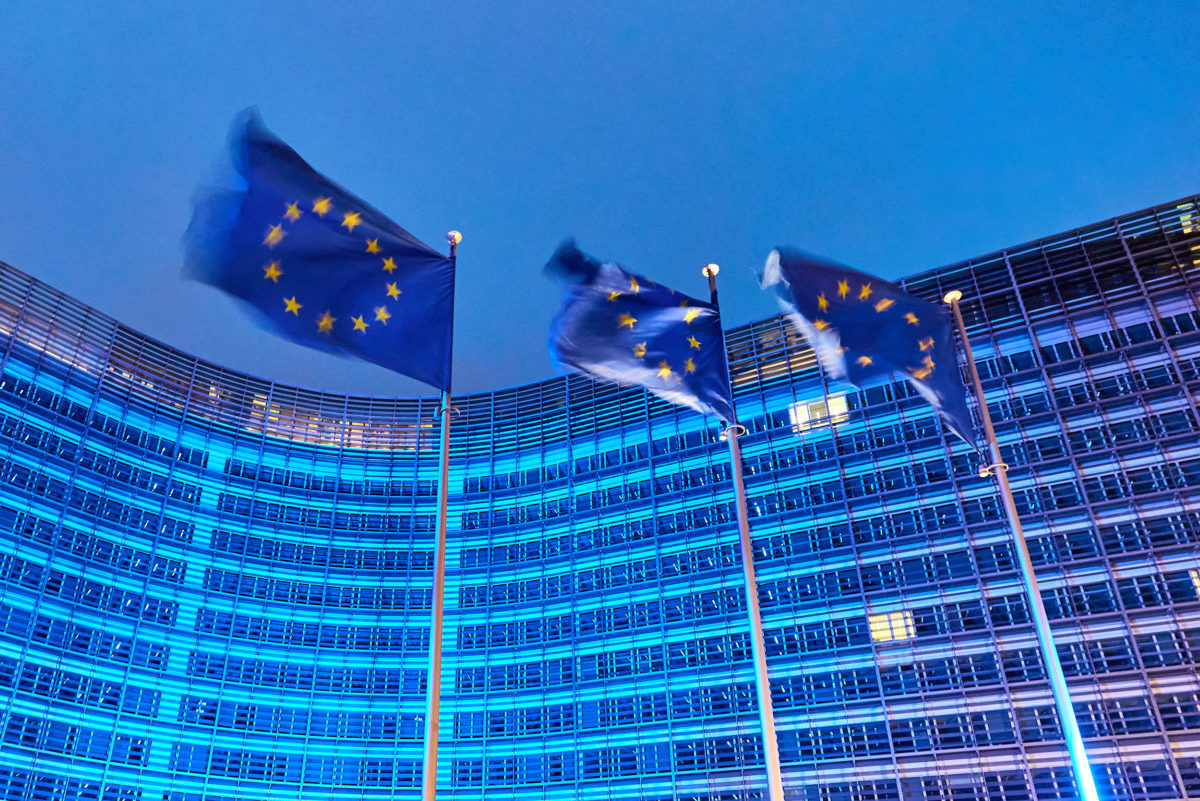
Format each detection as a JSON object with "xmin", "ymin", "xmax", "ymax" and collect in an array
[{"xmin": 1, "ymin": 2, "xmax": 1196, "ymax": 397}]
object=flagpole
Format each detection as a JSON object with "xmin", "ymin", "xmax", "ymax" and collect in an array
[
  {"xmin": 421, "ymin": 230, "xmax": 461, "ymax": 801},
  {"xmin": 703, "ymin": 263, "xmax": 785, "ymax": 801},
  {"xmin": 943, "ymin": 290, "xmax": 1099, "ymax": 801}
]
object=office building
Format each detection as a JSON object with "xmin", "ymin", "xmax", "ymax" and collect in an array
[{"xmin": 0, "ymin": 196, "xmax": 1198, "ymax": 800}]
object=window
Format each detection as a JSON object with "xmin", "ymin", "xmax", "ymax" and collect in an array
[
  {"xmin": 869, "ymin": 610, "xmax": 915, "ymax": 642},
  {"xmin": 789, "ymin": 394, "xmax": 849, "ymax": 432}
]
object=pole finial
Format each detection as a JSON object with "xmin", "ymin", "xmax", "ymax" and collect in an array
[
  {"xmin": 702, "ymin": 263, "xmax": 720, "ymax": 277},
  {"xmin": 447, "ymin": 230, "xmax": 463, "ymax": 246},
  {"xmin": 943, "ymin": 289, "xmax": 963, "ymax": 304}
]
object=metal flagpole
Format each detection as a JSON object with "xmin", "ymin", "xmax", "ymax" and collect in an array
[
  {"xmin": 703, "ymin": 263, "xmax": 785, "ymax": 801},
  {"xmin": 943, "ymin": 290, "xmax": 1099, "ymax": 801},
  {"xmin": 421, "ymin": 230, "xmax": 462, "ymax": 801}
]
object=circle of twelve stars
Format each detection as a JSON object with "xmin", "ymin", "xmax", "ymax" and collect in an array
[
  {"xmin": 609, "ymin": 275, "xmax": 704, "ymax": 381},
  {"xmin": 260, "ymin": 197, "xmax": 402, "ymax": 335},
  {"xmin": 812, "ymin": 280, "xmax": 938, "ymax": 380}
]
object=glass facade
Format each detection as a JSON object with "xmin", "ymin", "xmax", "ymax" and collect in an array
[{"xmin": 0, "ymin": 195, "xmax": 1198, "ymax": 801}]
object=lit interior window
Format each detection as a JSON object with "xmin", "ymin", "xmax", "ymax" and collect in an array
[
  {"xmin": 1180, "ymin": 205, "xmax": 1195, "ymax": 234},
  {"xmin": 869, "ymin": 610, "xmax": 915, "ymax": 642},
  {"xmin": 1189, "ymin": 569, "xmax": 1200, "ymax": 600},
  {"xmin": 788, "ymin": 393, "xmax": 849, "ymax": 433}
]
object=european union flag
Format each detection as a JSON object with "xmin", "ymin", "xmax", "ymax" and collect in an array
[
  {"xmin": 547, "ymin": 242, "xmax": 736, "ymax": 422},
  {"xmin": 762, "ymin": 248, "xmax": 974, "ymax": 444},
  {"xmin": 184, "ymin": 111, "xmax": 454, "ymax": 391}
]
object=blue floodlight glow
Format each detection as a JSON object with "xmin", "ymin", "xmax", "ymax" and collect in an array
[{"xmin": 2, "ymin": 195, "xmax": 1200, "ymax": 800}]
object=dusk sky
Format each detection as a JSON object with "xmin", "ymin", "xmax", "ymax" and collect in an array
[{"xmin": 2, "ymin": 2, "xmax": 1197, "ymax": 398}]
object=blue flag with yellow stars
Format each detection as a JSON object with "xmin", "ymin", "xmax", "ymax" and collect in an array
[
  {"xmin": 762, "ymin": 248, "xmax": 974, "ymax": 444},
  {"xmin": 184, "ymin": 110, "xmax": 454, "ymax": 391},
  {"xmin": 546, "ymin": 241, "xmax": 736, "ymax": 422}
]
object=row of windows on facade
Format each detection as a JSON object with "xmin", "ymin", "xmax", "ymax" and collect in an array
[
  {"xmin": 459, "ymin": 542, "xmax": 742, "ymax": 608},
  {"xmin": 0, "ymin": 409, "xmax": 200, "ymax": 503},
  {"xmin": 456, "ymin": 301, "xmax": 1194, "ymax": 475},
  {"xmin": 0, "ymin": 698, "xmax": 1195, "ymax": 795},
  {"xmin": 210, "ymin": 528, "xmax": 433, "ymax": 572},
  {"xmin": 791, "ymin": 761, "xmax": 1181, "ymax": 801},
  {"xmin": 0, "ymin": 653, "xmax": 159, "ymax": 717},
  {"xmin": 225, "ymin": 457, "xmax": 435, "ymax": 497},
  {"xmin": 0, "ymin": 371, "xmax": 206, "ymax": 466},
  {"xmin": 3, "ymin": 505, "xmax": 1196, "ymax": 671},
  {"xmin": 203, "ymin": 567, "xmax": 431, "ymax": 611},
  {"xmin": 0, "ymin": 762, "xmax": 1180, "ymax": 801},
  {"xmin": 454, "ymin": 686, "xmax": 1200, "ymax": 748},
  {"xmin": 215, "ymin": 492, "xmax": 433, "ymax": 535},
  {"xmin": 455, "ymin": 604, "xmax": 1200, "ymax": 700},
  {"xmin": 451, "ymin": 735, "xmax": 762, "ymax": 787},
  {"xmin": 458, "ymin": 452, "xmax": 1197, "ymax": 575},
  {"xmin": 159, "ymin": 790, "xmax": 759, "ymax": 801},
  {"xmin": 6, "ymin": 619, "xmax": 1191, "ymax": 732},
  {"xmin": 0, "ymin": 767, "xmax": 138, "ymax": 801},
  {"xmin": 446, "ymin": 705, "xmax": 1195, "ymax": 787},
  {"xmin": 186, "ymin": 651, "xmax": 424, "ymax": 694},
  {"xmin": 0, "ymin": 456, "xmax": 193, "ymax": 542},
  {"xmin": 1, "ymin": 249, "xmax": 1194, "ymax": 498},
  {"xmin": 176, "ymin": 742, "xmax": 420, "ymax": 786},
  {"xmin": 0, "ymin": 602, "xmax": 167, "ymax": 669},
  {"xmin": 6, "ymin": 597, "xmax": 1194, "ymax": 710},
  {"xmin": 113, "ymin": 737, "xmax": 760, "ymax": 789},
  {"xmin": 10, "ymin": 458, "xmax": 1187, "ymax": 626},
  {"xmin": 193, "ymin": 607, "xmax": 428, "ymax": 651},
  {"xmin": 4, "ymin": 302, "xmax": 1193, "ymax": 533},
  {"xmin": 458, "ymin": 632, "xmax": 1198, "ymax": 735},
  {"xmin": 4, "ymin": 401, "xmax": 1195, "ymax": 602},
  {"xmin": 0, "ymin": 552, "xmax": 178, "ymax": 625},
  {"xmin": 177, "ymin": 695, "xmax": 424, "ymax": 738},
  {"xmin": 2, "ymin": 505, "xmax": 186, "ymax": 583},
  {"xmin": 460, "ymin": 390, "xmax": 1194, "ymax": 553}
]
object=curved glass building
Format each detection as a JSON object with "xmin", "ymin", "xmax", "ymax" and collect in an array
[{"xmin": 1, "ymin": 195, "xmax": 1199, "ymax": 801}]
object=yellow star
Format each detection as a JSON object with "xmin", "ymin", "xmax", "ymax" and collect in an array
[
  {"xmin": 837, "ymin": 279, "xmax": 849, "ymax": 299},
  {"xmin": 910, "ymin": 365, "xmax": 932, "ymax": 379},
  {"xmin": 813, "ymin": 319, "xmax": 830, "ymax": 331},
  {"xmin": 607, "ymin": 291, "xmax": 621, "ymax": 302},
  {"xmin": 365, "ymin": 238, "xmax": 381, "ymax": 254},
  {"xmin": 386, "ymin": 282, "xmax": 402, "ymax": 300},
  {"xmin": 283, "ymin": 296, "xmax": 302, "ymax": 316},
  {"xmin": 633, "ymin": 342, "xmax": 647, "ymax": 358},
  {"xmin": 687, "ymin": 335, "xmax": 701, "ymax": 349},
  {"xmin": 684, "ymin": 358, "xmax": 696, "ymax": 374},
  {"xmin": 630, "ymin": 277, "xmax": 641, "ymax": 294},
  {"xmin": 905, "ymin": 312, "xmax": 920, "ymax": 325},
  {"xmin": 857, "ymin": 355, "xmax": 873, "ymax": 367},
  {"xmin": 316, "ymin": 311, "xmax": 336, "ymax": 333},
  {"xmin": 283, "ymin": 202, "xmax": 302, "ymax": 222},
  {"xmin": 817, "ymin": 293, "xmax": 829, "ymax": 312},
  {"xmin": 918, "ymin": 336, "xmax": 935, "ymax": 351},
  {"xmin": 263, "ymin": 224, "xmax": 286, "ymax": 248},
  {"xmin": 858, "ymin": 283, "xmax": 872, "ymax": 301},
  {"xmin": 313, "ymin": 196, "xmax": 332, "ymax": 216},
  {"xmin": 352, "ymin": 315, "xmax": 368, "ymax": 333},
  {"xmin": 922, "ymin": 355, "xmax": 935, "ymax": 369},
  {"xmin": 656, "ymin": 361, "xmax": 672, "ymax": 379},
  {"xmin": 374, "ymin": 305, "xmax": 391, "ymax": 325},
  {"xmin": 683, "ymin": 308, "xmax": 701, "ymax": 324},
  {"xmin": 618, "ymin": 313, "xmax": 637, "ymax": 329},
  {"xmin": 874, "ymin": 298, "xmax": 895, "ymax": 312},
  {"xmin": 381, "ymin": 257, "xmax": 397, "ymax": 273},
  {"xmin": 341, "ymin": 211, "xmax": 363, "ymax": 232},
  {"xmin": 262, "ymin": 261, "xmax": 282, "ymax": 282}
]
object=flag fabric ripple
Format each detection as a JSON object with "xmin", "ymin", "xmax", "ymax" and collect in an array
[
  {"xmin": 184, "ymin": 110, "xmax": 454, "ymax": 391},
  {"xmin": 547, "ymin": 241, "xmax": 736, "ymax": 422}
]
